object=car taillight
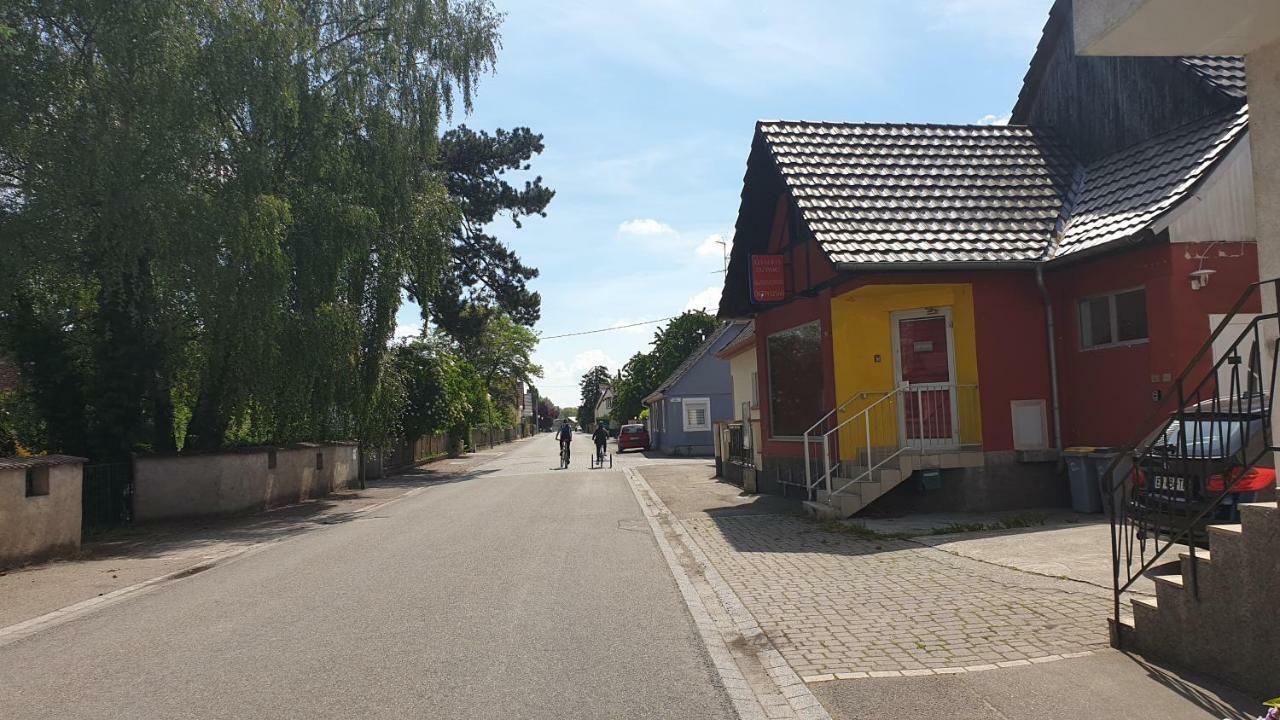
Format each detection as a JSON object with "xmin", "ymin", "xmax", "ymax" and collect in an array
[
  {"xmin": 1206, "ymin": 466, "xmax": 1277, "ymax": 493},
  {"xmin": 1131, "ymin": 469, "xmax": 1146, "ymax": 488}
]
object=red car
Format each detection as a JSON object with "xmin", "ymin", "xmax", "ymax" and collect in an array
[{"xmin": 617, "ymin": 424, "xmax": 650, "ymax": 452}]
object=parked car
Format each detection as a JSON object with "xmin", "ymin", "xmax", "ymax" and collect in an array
[
  {"xmin": 617, "ymin": 424, "xmax": 650, "ymax": 452},
  {"xmin": 1131, "ymin": 397, "xmax": 1276, "ymax": 546}
]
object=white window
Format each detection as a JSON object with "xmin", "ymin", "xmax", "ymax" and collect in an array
[
  {"xmin": 1079, "ymin": 287, "xmax": 1148, "ymax": 349},
  {"xmin": 750, "ymin": 371, "xmax": 759, "ymax": 408},
  {"xmin": 683, "ymin": 397, "xmax": 711, "ymax": 431}
]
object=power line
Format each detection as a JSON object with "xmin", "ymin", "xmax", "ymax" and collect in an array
[{"xmin": 538, "ymin": 316, "xmax": 676, "ymax": 340}]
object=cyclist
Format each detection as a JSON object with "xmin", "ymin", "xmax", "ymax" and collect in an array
[
  {"xmin": 592, "ymin": 421, "xmax": 609, "ymax": 463},
  {"xmin": 557, "ymin": 421, "xmax": 573, "ymax": 466}
]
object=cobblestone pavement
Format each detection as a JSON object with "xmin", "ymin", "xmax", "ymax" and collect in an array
[{"xmin": 679, "ymin": 512, "xmax": 1112, "ymax": 679}]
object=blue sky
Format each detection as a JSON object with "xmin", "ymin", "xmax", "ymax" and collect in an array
[{"xmin": 396, "ymin": 0, "xmax": 1055, "ymax": 409}]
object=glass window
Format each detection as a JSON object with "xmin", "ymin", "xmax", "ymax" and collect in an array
[
  {"xmin": 767, "ymin": 322, "xmax": 824, "ymax": 437},
  {"xmin": 1080, "ymin": 288, "xmax": 1147, "ymax": 349},
  {"xmin": 683, "ymin": 398, "xmax": 711, "ymax": 431}
]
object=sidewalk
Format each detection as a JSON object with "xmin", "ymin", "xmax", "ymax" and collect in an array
[
  {"xmin": 636, "ymin": 460, "xmax": 1262, "ymax": 720},
  {"xmin": 0, "ymin": 442, "xmax": 523, "ymax": 632}
]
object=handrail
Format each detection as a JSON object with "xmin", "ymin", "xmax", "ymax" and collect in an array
[{"xmin": 1100, "ymin": 277, "xmax": 1280, "ymax": 647}]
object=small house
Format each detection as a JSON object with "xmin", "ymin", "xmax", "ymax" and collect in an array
[{"xmin": 644, "ymin": 321, "xmax": 748, "ymax": 455}]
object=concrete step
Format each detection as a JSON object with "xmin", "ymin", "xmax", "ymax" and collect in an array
[
  {"xmin": 1207, "ymin": 523, "xmax": 1243, "ymax": 561},
  {"xmin": 802, "ymin": 500, "xmax": 841, "ymax": 521},
  {"xmin": 1239, "ymin": 501, "xmax": 1279, "ymax": 536}
]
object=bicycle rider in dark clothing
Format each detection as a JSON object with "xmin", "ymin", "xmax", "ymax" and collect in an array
[
  {"xmin": 592, "ymin": 422, "xmax": 609, "ymax": 462},
  {"xmin": 557, "ymin": 422, "xmax": 573, "ymax": 465}
]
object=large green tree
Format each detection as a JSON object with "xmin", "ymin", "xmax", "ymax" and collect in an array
[
  {"xmin": 577, "ymin": 365, "xmax": 611, "ymax": 426},
  {"xmin": 0, "ymin": 0, "xmax": 522, "ymax": 458},
  {"xmin": 611, "ymin": 312, "xmax": 719, "ymax": 423}
]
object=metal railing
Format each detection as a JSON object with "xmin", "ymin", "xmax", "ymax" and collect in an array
[
  {"xmin": 803, "ymin": 382, "xmax": 980, "ymax": 500},
  {"xmin": 726, "ymin": 423, "xmax": 752, "ymax": 465},
  {"xmin": 1099, "ymin": 277, "xmax": 1279, "ymax": 639},
  {"xmin": 82, "ymin": 461, "xmax": 133, "ymax": 531}
]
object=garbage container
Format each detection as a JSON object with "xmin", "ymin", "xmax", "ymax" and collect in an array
[
  {"xmin": 1064, "ymin": 447, "xmax": 1103, "ymax": 513},
  {"xmin": 1089, "ymin": 449, "xmax": 1132, "ymax": 515}
]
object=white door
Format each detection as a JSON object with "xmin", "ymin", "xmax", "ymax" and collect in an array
[{"xmin": 892, "ymin": 308, "xmax": 960, "ymax": 450}]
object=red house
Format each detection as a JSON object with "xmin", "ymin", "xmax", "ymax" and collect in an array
[{"xmin": 716, "ymin": 8, "xmax": 1259, "ymax": 516}]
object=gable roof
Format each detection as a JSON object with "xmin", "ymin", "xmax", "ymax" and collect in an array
[
  {"xmin": 1055, "ymin": 105, "xmax": 1249, "ymax": 257},
  {"xmin": 758, "ymin": 121, "xmax": 1076, "ymax": 264},
  {"xmin": 643, "ymin": 321, "xmax": 745, "ymax": 404},
  {"xmin": 715, "ymin": 321, "xmax": 755, "ymax": 359},
  {"xmin": 749, "ymin": 104, "xmax": 1248, "ymax": 270},
  {"xmin": 1011, "ymin": 0, "xmax": 1246, "ymax": 122}
]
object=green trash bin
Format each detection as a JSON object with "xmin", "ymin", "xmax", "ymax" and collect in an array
[{"xmin": 1064, "ymin": 447, "xmax": 1103, "ymax": 513}]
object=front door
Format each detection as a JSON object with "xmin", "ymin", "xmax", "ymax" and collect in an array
[{"xmin": 893, "ymin": 309, "xmax": 959, "ymax": 450}]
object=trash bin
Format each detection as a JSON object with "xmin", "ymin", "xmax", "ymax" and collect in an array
[
  {"xmin": 1089, "ymin": 449, "xmax": 1132, "ymax": 515},
  {"xmin": 1064, "ymin": 447, "xmax": 1103, "ymax": 513}
]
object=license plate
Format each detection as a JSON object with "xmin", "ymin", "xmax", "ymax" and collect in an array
[{"xmin": 1152, "ymin": 475, "xmax": 1187, "ymax": 494}]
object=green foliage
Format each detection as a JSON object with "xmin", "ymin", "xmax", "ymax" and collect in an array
[
  {"xmin": 577, "ymin": 365, "xmax": 611, "ymax": 426},
  {"xmin": 611, "ymin": 312, "xmax": 719, "ymax": 423},
  {"xmin": 0, "ymin": 385, "xmax": 45, "ymax": 456},
  {"xmin": 0, "ymin": 0, "xmax": 545, "ymax": 459}
]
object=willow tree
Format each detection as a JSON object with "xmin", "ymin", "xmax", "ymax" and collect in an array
[{"xmin": 1, "ymin": 0, "xmax": 505, "ymax": 456}]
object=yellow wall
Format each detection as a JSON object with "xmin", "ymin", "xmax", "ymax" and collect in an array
[{"xmin": 829, "ymin": 284, "xmax": 982, "ymax": 456}]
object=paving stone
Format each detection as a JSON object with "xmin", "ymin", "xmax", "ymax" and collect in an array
[{"xmin": 678, "ymin": 513, "xmax": 1110, "ymax": 677}]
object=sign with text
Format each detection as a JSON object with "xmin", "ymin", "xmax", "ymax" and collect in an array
[{"xmin": 750, "ymin": 254, "xmax": 786, "ymax": 303}]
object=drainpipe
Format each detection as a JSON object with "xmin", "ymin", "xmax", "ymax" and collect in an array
[{"xmin": 1035, "ymin": 265, "xmax": 1064, "ymax": 454}]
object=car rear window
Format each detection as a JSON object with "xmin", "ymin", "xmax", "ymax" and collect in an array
[
  {"xmin": 622, "ymin": 425, "xmax": 644, "ymax": 434},
  {"xmin": 1152, "ymin": 418, "xmax": 1258, "ymax": 458}
]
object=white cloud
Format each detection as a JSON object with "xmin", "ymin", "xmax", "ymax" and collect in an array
[
  {"xmin": 684, "ymin": 285, "xmax": 722, "ymax": 313},
  {"xmin": 393, "ymin": 322, "xmax": 423, "ymax": 340},
  {"xmin": 976, "ymin": 113, "xmax": 1012, "ymax": 126},
  {"xmin": 537, "ymin": 348, "xmax": 621, "ymax": 408},
  {"xmin": 618, "ymin": 218, "xmax": 678, "ymax": 238},
  {"xmin": 695, "ymin": 233, "xmax": 727, "ymax": 257}
]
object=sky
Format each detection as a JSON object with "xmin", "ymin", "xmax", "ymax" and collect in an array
[{"xmin": 395, "ymin": 0, "xmax": 1055, "ymax": 409}]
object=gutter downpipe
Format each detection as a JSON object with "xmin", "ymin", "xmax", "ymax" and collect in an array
[{"xmin": 1035, "ymin": 264, "xmax": 1064, "ymax": 454}]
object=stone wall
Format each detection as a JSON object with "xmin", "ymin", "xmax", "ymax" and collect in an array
[
  {"xmin": 0, "ymin": 456, "xmax": 84, "ymax": 568},
  {"xmin": 133, "ymin": 443, "xmax": 358, "ymax": 522}
]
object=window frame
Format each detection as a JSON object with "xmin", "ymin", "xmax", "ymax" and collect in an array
[
  {"xmin": 766, "ymin": 320, "xmax": 824, "ymax": 440},
  {"xmin": 682, "ymin": 397, "xmax": 711, "ymax": 432},
  {"xmin": 1078, "ymin": 286, "xmax": 1149, "ymax": 351}
]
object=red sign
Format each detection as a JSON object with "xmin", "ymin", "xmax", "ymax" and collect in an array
[{"xmin": 750, "ymin": 254, "xmax": 786, "ymax": 303}]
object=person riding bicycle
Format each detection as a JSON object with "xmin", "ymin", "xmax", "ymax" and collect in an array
[
  {"xmin": 557, "ymin": 422, "xmax": 573, "ymax": 465},
  {"xmin": 592, "ymin": 421, "xmax": 609, "ymax": 462}
]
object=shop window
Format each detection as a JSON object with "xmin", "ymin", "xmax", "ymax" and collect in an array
[
  {"xmin": 1080, "ymin": 288, "xmax": 1148, "ymax": 349},
  {"xmin": 767, "ymin": 321, "xmax": 824, "ymax": 437}
]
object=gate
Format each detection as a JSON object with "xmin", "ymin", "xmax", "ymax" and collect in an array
[{"xmin": 82, "ymin": 461, "xmax": 133, "ymax": 531}]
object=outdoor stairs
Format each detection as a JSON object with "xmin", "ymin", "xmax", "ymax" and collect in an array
[
  {"xmin": 803, "ymin": 448, "xmax": 984, "ymax": 520},
  {"xmin": 1115, "ymin": 501, "xmax": 1279, "ymax": 698}
]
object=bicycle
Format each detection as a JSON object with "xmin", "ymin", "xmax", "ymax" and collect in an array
[
  {"xmin": 559, "ymin": 441, "xmax": 571, "ymax": 469},
  {"xmin": 589, "ymin": 443, "xmax": 612, "ymax": 469}
]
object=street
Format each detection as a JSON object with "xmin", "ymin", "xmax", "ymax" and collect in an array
[{"xmin": 0, "ymin": 434, "xmax": 736, "ymax": 720}]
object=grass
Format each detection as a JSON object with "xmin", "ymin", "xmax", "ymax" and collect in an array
[{"xmin": 817, "ymin": 512, "xmax": 1049, "ymax": 542}]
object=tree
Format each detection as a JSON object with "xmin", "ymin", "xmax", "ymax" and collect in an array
[
  {"xmin": 1, "ymin": 0, "xmax": 509, "ymax": 458},
  {"xmin": 577, "ymin": 365, "xmax": 611, "ymax": 426},
  {"xmin": 422, "ymin": 125, "xmax": 554, "ymax": 344},
  {"xmin": 457, "ymin": 310, "xmax": 542, "ymax": 423},
  {"xmin": 610, "ymin": 312, "xmax": 719, "ymax": 423}
]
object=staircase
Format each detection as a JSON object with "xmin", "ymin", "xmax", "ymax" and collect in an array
[
  {"xmin": 1101, "ymin": 277, "xmax": 1280, "ymax": 698},
  {"xmin": 801, "ymin": 383, "xmax": 982, "ymax": 519},
  {"xmin": 1120, "ymin": 501, "xmax": 1279, "ymax": 696}
]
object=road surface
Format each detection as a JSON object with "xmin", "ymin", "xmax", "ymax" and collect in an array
[{"xmin": 0, "ymin": 433, "xmax": 737, "ymax": 719}]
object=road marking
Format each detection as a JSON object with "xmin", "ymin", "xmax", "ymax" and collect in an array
[{"xmin": 624, "ymin": 467, "xmax": 832, "ymax": 720}]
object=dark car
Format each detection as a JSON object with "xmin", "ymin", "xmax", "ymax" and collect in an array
[
  {"xmin": 1131, "ymin": 397, "xmax": 1276, "ymax": 546},
  {"xmin": 617, "ymin": 424, "xmax": 650, "ymax": 452}
]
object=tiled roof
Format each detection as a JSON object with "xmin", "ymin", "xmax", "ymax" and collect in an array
[
  {"xmin": 758, "ymin": 121, "xmax": 1076, "ymax": 264},
  {"xmin": 0, "ymin": 454, "xmax": 89, "ymax": 471},
  {"xmin": 1178, "ymin": 57, "xmax": 1248, "ymax": 99},
  {"xmin": 644, "ymin": 321, "xmax": 745, "ymax": 403},
  {"xmin": 1056, "ymin": 106, "xmax": 1249, "ymax": 257}
]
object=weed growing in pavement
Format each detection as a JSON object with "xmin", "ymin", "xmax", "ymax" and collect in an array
[{"xmin": 811, "ymin": 513, "xmax": 1049, "ymax": 542}]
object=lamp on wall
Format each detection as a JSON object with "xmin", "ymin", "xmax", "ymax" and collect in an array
[{"xmin": 1189, "ymin": 268, "xmax": 1216, "ymax": 291}]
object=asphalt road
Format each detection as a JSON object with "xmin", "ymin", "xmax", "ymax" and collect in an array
[{"xmin": 0, "ymin": 433, "xmax": 737, "ymax": 719}]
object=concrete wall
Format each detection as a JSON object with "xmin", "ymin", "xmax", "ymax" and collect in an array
[
  {"xmin": 0, "ymin": 458, "xmax": 83, "ymax": 568},
  {"xmin": 133, "ymin": 444, "xmax": 358, "ymax": 522}
]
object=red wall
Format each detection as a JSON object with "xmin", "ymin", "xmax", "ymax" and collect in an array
[
  {"xmin": 971, "ymin": 273, "xmax": 1055, "ymax": 452},
  {"xmin": 1045, "ymin": 241, "xmax": 1259, "ymax": 448},
  {"xmin": 753, "ymin": 289, "xmax": 835, "ymax": 459}
]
